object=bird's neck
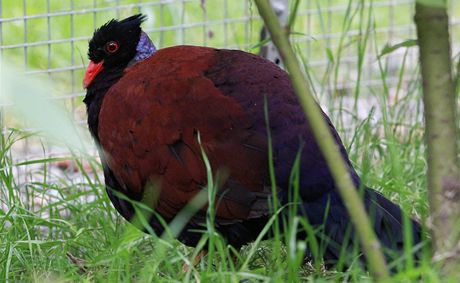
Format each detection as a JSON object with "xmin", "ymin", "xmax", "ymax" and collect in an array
[
  {"xmin": 127, "ymin": 31, "xmax": 157, "ymax": 67},
  {"xmin": 84, "ymin": 32, "xmax": 156, "ymax": 141},
  {"xmin": 84, "ymin": 67, "xmax": 125, "ymax": 142}
]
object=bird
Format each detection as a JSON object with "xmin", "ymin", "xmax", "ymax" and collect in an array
[{"xmin": 83, "ymin": 14, "xmax": 422, "ymax": 268}]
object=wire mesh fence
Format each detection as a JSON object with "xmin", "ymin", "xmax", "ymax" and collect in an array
[{"xmin": 0, "ymin": 0, "xmax": 459, "ymax": 163}]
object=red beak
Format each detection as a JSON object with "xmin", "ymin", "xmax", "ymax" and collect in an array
[{"xmin": 83, "ymin": 60, "xmax": 104, "ymax": 88}]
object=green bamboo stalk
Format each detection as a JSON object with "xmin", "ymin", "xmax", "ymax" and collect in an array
[
  {"xmin": 253, "ymin": 0, "xmax": 390, "ymax": 280},
  {"xmin": 414, "ymin": 1, "xmax": 460, "ymax": 277}
]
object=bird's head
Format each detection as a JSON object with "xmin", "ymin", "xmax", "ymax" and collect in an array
[{"xmin": 84, "ymin": 14, "xmax": 156, "ymax": 88}]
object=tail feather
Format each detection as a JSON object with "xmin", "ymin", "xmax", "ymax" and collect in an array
[
  {"xmin": 298, "ymin": 187, "xmax": 422, "ymax": 267},
  {"xmin": 364, "ymin": 189, "xmax": 422, "ymax": 252}
]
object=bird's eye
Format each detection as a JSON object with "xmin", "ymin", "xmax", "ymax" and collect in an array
[{"xmin": 105, "ymin": 41, "xmax": 119, "ymax": 54}]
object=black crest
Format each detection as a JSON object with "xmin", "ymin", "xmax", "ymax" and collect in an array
[{"xmin": 88, "ymin": 14, "xmax": 146, "ymax": 68}]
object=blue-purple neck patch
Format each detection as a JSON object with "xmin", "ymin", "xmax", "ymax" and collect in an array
[{"xmin": 128, "ymin": 31, "xmax": 157, "ymax": 66}]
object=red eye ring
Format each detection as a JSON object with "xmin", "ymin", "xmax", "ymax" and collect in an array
[{"xmin": 105, "ymin": 41, "xmax": 119, "ymax": 54}]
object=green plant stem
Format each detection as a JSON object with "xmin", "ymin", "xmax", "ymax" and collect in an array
[
  {"xmin": 254, "ymin": 0, "xmax": 390, "ymax": 281},
  {"xmin": 414, "ymin": 1, "xmax": 460, "ymax": 278}
]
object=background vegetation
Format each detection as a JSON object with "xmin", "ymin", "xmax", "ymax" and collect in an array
[{"xmin": 1, "ymin": 0, "xmax": 460, "ymax": 281}]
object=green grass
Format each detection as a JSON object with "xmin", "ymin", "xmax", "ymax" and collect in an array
[
  {"xmin": 1, "ymin": 0, "xmax": 460, "ymax": 282},
  {"xmin": 0, "ymin": 128, "xmax": 429, "ymax": 282}
]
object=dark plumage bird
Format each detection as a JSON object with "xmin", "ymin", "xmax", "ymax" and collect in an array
[{"xmin": 83, "ymin": 14, "xmax": 422, "ymax": 267}]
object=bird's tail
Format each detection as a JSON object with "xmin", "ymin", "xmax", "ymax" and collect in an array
[{"xmin": 297, "ymin": 187, "xmax": 423, "ymax": 269}]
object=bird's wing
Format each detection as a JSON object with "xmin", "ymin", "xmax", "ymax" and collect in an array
[
  {"xmin": 98, "ymin": 46, "xmax": 271, "ymax": 223},
  {"xmin": 202, "ymin": 48, "xmax": 360, "ymax": 201}
]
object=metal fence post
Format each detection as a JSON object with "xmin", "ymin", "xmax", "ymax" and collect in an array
[{"xmin": 259, "ymin": 0, "xmax": 289, "ymax": 68}]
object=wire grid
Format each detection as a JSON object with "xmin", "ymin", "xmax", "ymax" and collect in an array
[{"xmin": 0, "ymin": 0, "xmax": 459, "ymax": 163}]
